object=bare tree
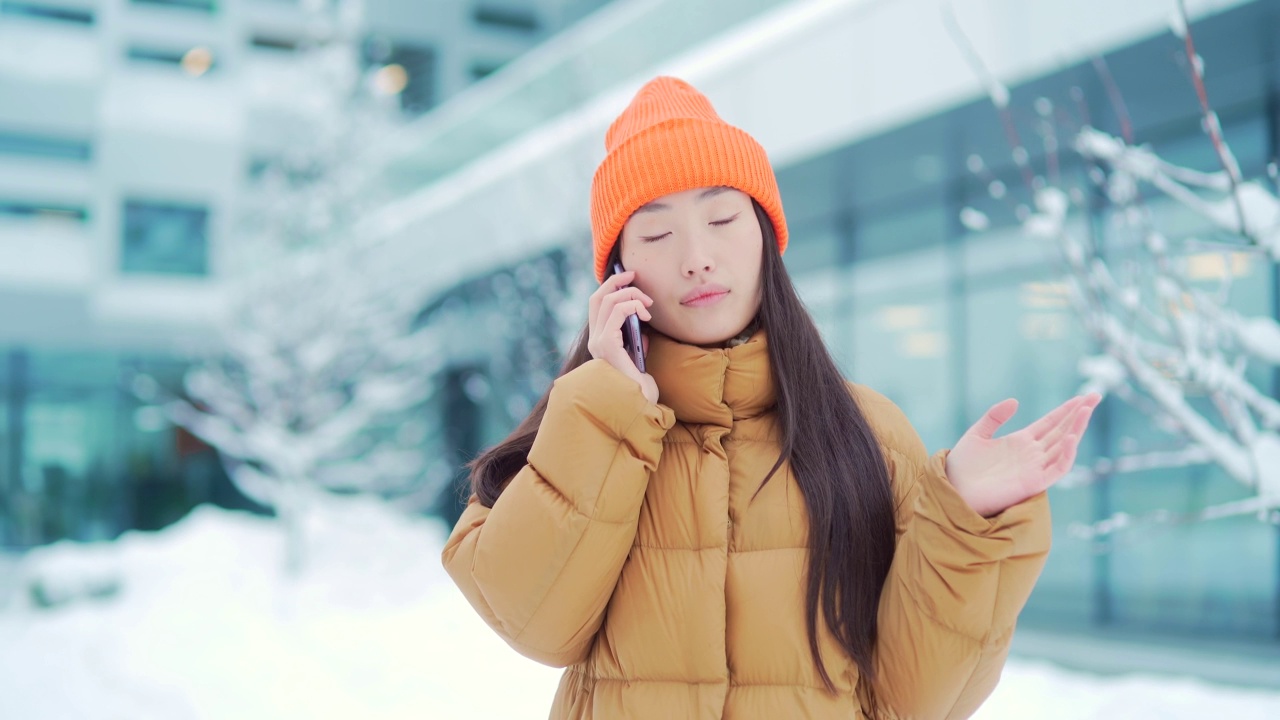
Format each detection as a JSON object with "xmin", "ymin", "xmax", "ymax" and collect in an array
[
  {"xmin": 944, "ymin": 0, "xmax": 1280, "ymax": 538},
  {"xmin": 129, "ymin": 0, "xmax": 446, "ymax": 576}
]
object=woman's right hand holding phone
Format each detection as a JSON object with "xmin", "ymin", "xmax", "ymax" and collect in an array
[{"xmin": 588, "ymin": 270, "xmax": 659, "ymax": 404}]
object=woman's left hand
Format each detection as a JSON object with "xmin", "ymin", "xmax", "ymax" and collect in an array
[{"xmin": 945, "ymin": 393, "xmax": 1102, "ymax": 518}]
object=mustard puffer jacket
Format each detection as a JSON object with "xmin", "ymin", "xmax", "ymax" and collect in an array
[{"xmin": 443, "ymin": 327, "xmax": 1051, "ymax": 719}]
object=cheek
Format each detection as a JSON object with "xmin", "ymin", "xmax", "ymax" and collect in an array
[
  {"xmin": 731, "ymin": 225, "xmax": 764, "ymax": 273},
  {"xmin": 620, "ymin": 237, "xmax": 660, "ymax": 271}
]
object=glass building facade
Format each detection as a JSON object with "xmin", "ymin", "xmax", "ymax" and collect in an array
[
  {"xmin": 767, "ymin": 1, "xmax": 1279, "ymax": 641},
  {"xmin": 0, "ymin": 350, "xmax": 261, "ymax": 549}
]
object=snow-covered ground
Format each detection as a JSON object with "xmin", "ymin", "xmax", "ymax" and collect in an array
[{"xmin": 1, "ymin": 502, "xmax": 1278, "ymax": 720}]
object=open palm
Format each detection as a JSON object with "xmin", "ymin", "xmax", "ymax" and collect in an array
[{"xmin": 945, "ymin": 393, "xmax": 1102, "ymax": 518}]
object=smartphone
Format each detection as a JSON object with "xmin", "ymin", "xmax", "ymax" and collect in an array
[{"xmin": 611, "ymin": 262, "xmax": 646, "ymax": 373}]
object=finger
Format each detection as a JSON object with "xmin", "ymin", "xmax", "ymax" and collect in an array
[
  {"xmin": 968, "ymin": 398, "xmax": 1019, "ymax": 440},
  {"xmin": 641, "ymin": 331, "xmax": 650, "ymax": 357},
  {"xmin": 1039, "ymin": 403, "xmax": 1095, "ymax": 449},
  {"xmin": 606, "ymin": 300, "xmax": 652, "ymax": 336},
  {"xmin": 1045, "ymin": 405, "xmax": 1095, "ymax": 453},
  {"xmin": 605, "ymin": 286, "xmax": 654, "ymax": 307},
  {"xmin": 601, "ymin": 302, "xmax": 651, "ymax": 370},
  {"xmin": 590, "ymin": 270, "xmax": 637, "ymax": 319},
  {"xmin": 1038, "ymin": 392, "xmax": 1102, "ymax": 441},
  {"xmin": 595, "ymin": 288, "xmax": 653, "ymax": 337},
  {"xmin": 1028, "ymin": 395, "xmax": 1088, "ymax": 440}
]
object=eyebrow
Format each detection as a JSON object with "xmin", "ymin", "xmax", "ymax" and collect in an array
[{"xmin": 633, "ymin": 186, "xmax": 733, "ymax": 214}]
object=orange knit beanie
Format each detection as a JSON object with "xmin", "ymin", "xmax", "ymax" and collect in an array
[{"xmin": 589, "ymin": 76, "xmax": 789, "ymax": 282}]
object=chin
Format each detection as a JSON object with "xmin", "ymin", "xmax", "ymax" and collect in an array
[{"xmin": 669, "ymin": 318, "xmax": 750, "ymax": 347}]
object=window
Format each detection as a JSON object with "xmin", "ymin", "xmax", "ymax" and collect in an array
[
  {"xmin": 121, "ymin": 200, "xmax": 209, "ymax": 276},
  {"xmin": 129, "ymin": 0, "xmax": 215, "ymax": 12},
  {"xmin": 0, "ymin": 0, "xmax": 93, "ymax": 24},
  {"xmin": 781, "ymin": 217, "xmax": 843, "ymax": 277},
  {"xmin": 856, "ymin": 201, "xmax": 948, "ymax": 262},
  {"xmin": 388, "ymin": 44, "xmax": 434, "ymax": 115},
  {"xmin": 126, "ymin": 47, "xmax": 186, "ymax": 65},
  {"xmin": 434, "ymin": 365, "xmax": 487, "ymax": 527},
  {"xmin": 960, "ymin": 229, "xmax": 1098, "ymax": 628},
  {"xmin": 248, "ymin": 34, "xmax": 298, "ymax": 52},
  {"xmin": 363, "ymin": 38, "xmax": 436, "ymax": 115},
  {"xmin": 0, "ymin": 131, "xmax": 91, "ymax": 162},
  {"xmin": 246, "ymin": 157, "xmax": 271, "ymax": 180},
  {"xmin": 473, "ymin": 4, "xmax": 538, "ymax": 33},
  {"xmin": 848, "ymin": 244, "xmax": 957, "ymax": 455},
  {"xmin": 125, "ymin": 45, "xmax": 216, "ymax": 76},
  {"xmin": 469, "ymin": 60, "xmax": 506, "ymax": 81},
  {"xmin": 0, "ymin": 201, "xmax": 88, "ymax": 223}
]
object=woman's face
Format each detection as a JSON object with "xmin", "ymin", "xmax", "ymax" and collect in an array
[{"xmin": 619, "ymin": 186, "xmax": 764, "ymax": 347}]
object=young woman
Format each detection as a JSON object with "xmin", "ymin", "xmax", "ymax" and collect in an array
[{"xmin": 443, "ymin": 76, "xmax": 1099, "ymax": 719}]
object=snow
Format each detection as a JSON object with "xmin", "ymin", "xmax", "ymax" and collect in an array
[
  {"xmin": 960, "ymin": 207, "xmax": 991, "ymax": 232},
  {"xmin": 1024, "ymin": 188, "xmax": 1070, "ymax": 238},
  {"xmin": 1252, "ymin": 433, "xmax": 1280, "ymax": 503},
  {"xmin": 0, "ymin": 502, "xmax": 563, "ymax": 720},
  {"xmin": 1235, "ymin": 315, "xmax": 1280, "ymax": 363},
  {"xmin": 3, "ymin": 504, "xmax": 1279, "ymax": 720},
  {"xmin": 1077, "ymin": 353, "xmax": 1126, "ymax": 395},
  {"xmin": 1075, "ymin": 129, "xmax": 1280, "ymax": 260},
  {"xmin": 989, "ymin": 81, "xmax": 1011, "ymax": 109}
]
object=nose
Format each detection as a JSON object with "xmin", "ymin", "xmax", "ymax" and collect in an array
[{"xmin": 681, "ymin": 235, "xmax": 716, "ymax": 277}]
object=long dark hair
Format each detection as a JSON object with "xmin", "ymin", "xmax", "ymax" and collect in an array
[{"xmin": 467, "ymin": 201, "xmax": 896, "ymax": 715}]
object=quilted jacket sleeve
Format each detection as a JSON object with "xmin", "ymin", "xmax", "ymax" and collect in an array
[
  {"xmin": 442, "ymin": 359, "xmax": 675, "ymax": 668},
  {"xmin": 851, "ymin": 384, "xmax": 1052, "ymax": 720}
]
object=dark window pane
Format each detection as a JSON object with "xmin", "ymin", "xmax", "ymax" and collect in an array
[
  {"xmin": 470, "ymin": 60, "xmax": 505, "ymax": 81},
  {"xmin": 129, "ymin": 0, "xmax": 215, "ymax": 12},
  {"xmin": 389, "ymin": 44, "xmax": 435, "ymax": 114},
  {"xmin": 121, "ymin": 201, "xmax": 209, "ymax": 276},
  {"xmin": 856, "ymin": 201, "xmax": 948, "ymax": 262},
  {"xmin": 125, "ymin": 45, "xmax": 216, "ymax": 74},
  {"xmin": 0, "ymin": 131, "xmax": 91, "ymax": 162},
  {"xmin": 249, "ymin": 35, "xmax": 298, "ymax": 52},
  {"xmin": 364, "ymin": 38, "xmax": 436, "ymax": 115},
  {"xmin": 0, "ymin": 1, "xmax": 94, "ymax": 24},
  {"xmin": 0, "ymin": 201, "xmax": 87, "ymax": 222},
  {"xmin": 473, "ymin": 4, "xmax": 538, "ymax": 32}
]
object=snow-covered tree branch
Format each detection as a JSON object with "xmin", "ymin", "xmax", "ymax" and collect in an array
[{"xmin": 946, "ymin": 0, "xmax": 1280, "ymax": 539}]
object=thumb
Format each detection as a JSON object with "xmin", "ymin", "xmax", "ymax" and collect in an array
[{"xmin": 969, "ymin": 398, "xmax": 1019, "ymax": 440}]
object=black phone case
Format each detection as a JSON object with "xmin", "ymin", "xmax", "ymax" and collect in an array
[{"xmin": 611, "ymin": 262, "xmax": 646, "ymax": 373}]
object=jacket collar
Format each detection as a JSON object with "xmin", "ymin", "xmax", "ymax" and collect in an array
[{"xmin": 645, "ymin": 325, "xmax": 775, "ymax": 427}]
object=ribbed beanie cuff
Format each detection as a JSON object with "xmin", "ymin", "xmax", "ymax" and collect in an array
[{"xmin": 589, "ymin": 77, "xmax": 788, "ymax": 282}]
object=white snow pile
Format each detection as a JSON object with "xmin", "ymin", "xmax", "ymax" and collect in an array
[{"xmin": 1, "ymin": 503, "xmax": 1278, "ymax": 719}]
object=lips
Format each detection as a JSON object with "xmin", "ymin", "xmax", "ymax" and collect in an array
[{"xmin": 680, "ymin": 283, "xmax": 730, "ymax": 305}]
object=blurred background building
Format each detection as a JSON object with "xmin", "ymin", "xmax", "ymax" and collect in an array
[
  {"xmin": 2, "ymin": 0, "xmax": 1279, "ymax": 685},
  {"xmin": 0, "ymin": 0, "xmax": 614, "ymax": 544}
]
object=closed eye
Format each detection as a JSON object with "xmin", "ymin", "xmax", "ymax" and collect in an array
[
  {"xmin": 710, "ymin": 213, "xmax": 740, "ymax": 226},
  {"xmin": 640, "ymin": 233, "xmax": 669, "ymax": 242}
]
